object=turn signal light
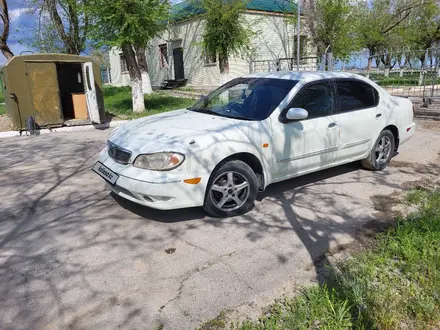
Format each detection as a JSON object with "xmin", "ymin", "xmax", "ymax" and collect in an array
[{"xmin": 184, "ymin": 177, "xmax": 201, "ymax": 184}]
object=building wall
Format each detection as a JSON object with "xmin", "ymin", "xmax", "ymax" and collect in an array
[
  {"xmin": 109, "ymin": 11, "xmax": 314, "ymax": 89},
  {"xmin": 109, "ymin": 48, "xmax": 131, "ymax": 87}
]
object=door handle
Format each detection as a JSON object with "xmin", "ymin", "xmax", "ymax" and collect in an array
[
  {"xmin": 376, "ymin": 113, "xmax": 382, "ymax": 118},
  {"xmin": 328, "ymin": 122, "xmax": 337, "ymax": 128}
]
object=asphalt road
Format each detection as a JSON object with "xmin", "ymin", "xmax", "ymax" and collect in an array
[{"xmin": 1, "ymin": 119, "xmax": 440, "ymax": 330}]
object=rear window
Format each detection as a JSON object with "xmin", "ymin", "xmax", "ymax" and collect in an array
[{"xmin": 336, "ymin": 80, "xmax": 378, "ymax": 112}]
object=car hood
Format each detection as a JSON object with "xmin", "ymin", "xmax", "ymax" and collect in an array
[{"xmin": 108, "ymin": 109, "xmax": 246, "ymax": 155}]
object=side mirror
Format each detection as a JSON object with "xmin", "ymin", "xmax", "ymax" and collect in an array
[{"xmin": 285, "ymin": 108, "xmax": 308, "ymax": 121}]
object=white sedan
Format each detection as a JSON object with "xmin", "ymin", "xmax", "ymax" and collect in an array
[{"xmin": 93, "ymin": 72, "xmax": 415, "ymax": 217}]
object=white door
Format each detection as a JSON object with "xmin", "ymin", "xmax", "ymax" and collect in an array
[
  {"xmin": 82, "ymin": 62, "xmax": 101, "ymax": 123},
  {"xmin": 334, "ymin": 79, "xmax": 384, "ymax": 163},
  {"xmin": 271, "ymin": 80, "xmax": 340, "ymax": 180}
]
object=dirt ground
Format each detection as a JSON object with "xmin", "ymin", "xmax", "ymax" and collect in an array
[
  {"xmin": 0, "ymin": 119, "xmax": 440, "ymax": 330},
  {"xmin": 0, "ymin": 115, "xmax": 13, "ymax": 132}
]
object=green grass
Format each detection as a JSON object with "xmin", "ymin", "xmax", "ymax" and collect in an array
[
  {"xmin": 368, "ymin": 72, "xmax": 440, "ymax": 87},
  {"xmin": 0, "ymin": 89, "xmax": 6, "ymax": 115},
  {"xmin": 103, "ymin": 86, "xmax": 196, "ymax": 120},
  {"xmin": 235, "ymin": 189, "xmax": 440, "ymax": 330}
]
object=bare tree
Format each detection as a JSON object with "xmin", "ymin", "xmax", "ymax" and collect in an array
[
  {"xmin": 0, "ymin": 0, "xmax": 13, "ymax": 60},
  {"xmin": 25, "ymin": 0, "xmax": 88, "ymax": 54}
]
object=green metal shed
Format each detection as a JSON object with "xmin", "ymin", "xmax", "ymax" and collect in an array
[{"xmin": 0, "ymin": 54, "xmax": 106, "ymax": 131}]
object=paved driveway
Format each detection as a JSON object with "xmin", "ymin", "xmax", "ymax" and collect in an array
[{"xmin": 1, "ymin": 120, "xmax": 440, "ymax": 330}]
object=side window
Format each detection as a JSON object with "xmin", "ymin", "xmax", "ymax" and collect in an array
[
  {"xmin": 336, "ymin": 80, "xmax": 378, "ymax": 112},
  {"xmin": 288, "ymin": 81, "xmax": 333, "ymax": 119}
]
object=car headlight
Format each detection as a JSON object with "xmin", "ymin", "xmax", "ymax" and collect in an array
[{"xmin": 133, "ymin": 152, "xmax": 185, "ymax": 171}]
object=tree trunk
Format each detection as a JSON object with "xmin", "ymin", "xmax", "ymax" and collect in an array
[
  {"xmin": 122, "ymin": 43, "xmax": 145, "ymax": 113},
  {"xmin": 219, "ymin": 55, "xmax": 230, "ymax": 85},
  {"xmin": 135, "ymin": 46, "xmax": 153, "ymax": 95},
  {"xmin": 0, "ymin": 0, "xmax": 14, "ymax": 60}
]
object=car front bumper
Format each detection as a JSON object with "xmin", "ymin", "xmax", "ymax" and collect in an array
[{"xmin": 96, "ymin": 148, "xmax": 209, "ymax": 210}]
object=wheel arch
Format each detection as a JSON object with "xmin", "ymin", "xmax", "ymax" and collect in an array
[
  {"xmin": 213, "ymin": 152, "xmax": 266, "ymax": 190},
  {"xmin": 383, "ymin": 124, "xmax": 399, "ymax": 151}
]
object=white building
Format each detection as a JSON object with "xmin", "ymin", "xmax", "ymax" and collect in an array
[{"xmin": 108, "ymin": 0, "xmax": 315, "ymax": 90}]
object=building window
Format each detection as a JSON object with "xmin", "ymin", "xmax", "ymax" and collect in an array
[
  {"xmin": 204, "ymin": 53, "xmax": 216, "ymax": 66},
  {"xmin": 119, "ymin": 54, "xmax": 128, "ymax": 73},
  {"xmin": 159, "ymin": 44, "xmax": 168, "ymax": 67}
]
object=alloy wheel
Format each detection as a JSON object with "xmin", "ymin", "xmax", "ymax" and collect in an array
[{"xmin": 209, "ymin": 171, "xmax": 250, "ymax": 211}]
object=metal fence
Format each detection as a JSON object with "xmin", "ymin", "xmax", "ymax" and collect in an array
[
  {"xmin": 250, "ymin": 57, "xmax": 319, "ymax": 73},
  {"xmin": 100, "ymin": 67, "xmax": 112, "ymax": 84},
  {"xmin": 333, "ymin": 48, "xmax": 440, "ymax": 105},
  {"xmin": 251, "ymin": 49, "xmax": 440, "ymax": 107}
]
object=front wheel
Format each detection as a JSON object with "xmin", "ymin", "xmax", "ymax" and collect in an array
[
  {"xmin": 361, "ymin": 129, "xmax": 395, "ymax": 171},
  {"xmin": 203, "ymin": 160, "xmax": 258, "ymax": 217}
]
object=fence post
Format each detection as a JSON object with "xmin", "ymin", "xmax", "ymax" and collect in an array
[
  {"xmin": 422, "ymin": 49, "xmax": 429, "ymax": 107},
  {"xmin": 320, "ymin": 54, "xmax": 326, "ymax": 71},
  {"xmin": 327, "ymin": 52, "xmax": 333, "ymax": 71}
]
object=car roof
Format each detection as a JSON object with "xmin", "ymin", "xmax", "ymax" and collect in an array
[{"xmin": 244, "ymin": 71, "xmax": 371, "ymax": 83}]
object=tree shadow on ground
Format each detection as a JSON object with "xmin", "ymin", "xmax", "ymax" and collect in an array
[{"xmin": 0, "ymin": 131, "xmax": 438, "ymax": 329}]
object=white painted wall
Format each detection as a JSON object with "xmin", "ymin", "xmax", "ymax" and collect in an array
[
  {"xmin": 109, "ymin": 48, "xmax": 131, "ymax": 87},
  {"xmin": 108, "ymin": 11, "xmax": 315, "ymax": 89}
]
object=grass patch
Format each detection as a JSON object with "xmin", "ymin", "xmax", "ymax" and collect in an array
[
  {"xmin": 368, "ymin": 72, "xmax": 440, "ymax": 87},
  {"xmin": 103, "ymin": 86, "xmax": 196, "ymax": 120},
  {"xmin": 0, "ymin": 103, "xmax": 5, "ymax": 115},
  {"xmin": 235, "ymin": 189, "xmax": 440, "ymax": 330},
  {"xmin": 0, "ymin": 88, "xmax": 4, "ymax": 103}
]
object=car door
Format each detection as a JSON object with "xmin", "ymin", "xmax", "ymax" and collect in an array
[
  {"xmin": 333, "ymin": 79, "xmax": 384, "ymax": 163},
  {"xmin": 271, "ymin": 80, "xmax": 340, "ymax": 180}
]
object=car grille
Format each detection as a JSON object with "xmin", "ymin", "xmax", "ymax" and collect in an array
[{"xmin": 108, "ymin": 142, "xmax": 131, "ymax": 164}]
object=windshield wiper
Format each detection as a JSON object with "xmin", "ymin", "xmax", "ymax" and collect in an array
[{"xmin": 188, "ymin": 107, "xmax": 223, "ymax": 117}]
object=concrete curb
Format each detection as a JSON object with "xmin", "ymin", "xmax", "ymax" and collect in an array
[{"xmin": 0, "ymin": 120, "xmax": 128, "ymax": 139}]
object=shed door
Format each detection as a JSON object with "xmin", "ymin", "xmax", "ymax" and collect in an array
[
  {"xmin": 82, "ymin": 62, "xmax": 100, "ymax": 123},
  {"xmin": 26, "ymin": 62, "xmax": 63, "ymax": 126}
]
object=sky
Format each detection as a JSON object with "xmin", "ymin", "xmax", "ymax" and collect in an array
[{"xmin": 2, "ymin": 1, "xmax": 35, "ymax": 64}]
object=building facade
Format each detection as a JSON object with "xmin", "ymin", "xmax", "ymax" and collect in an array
[{"xmin": 109, "ymin": 0, "xmax": 315, "ymax": 89}]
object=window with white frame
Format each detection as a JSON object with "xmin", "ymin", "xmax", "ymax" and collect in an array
[
  {"xmin": 119, "ymin": 53, "xmax": 128, "ymax": 73},
  {"xmin": 204, "ymin": 52, "xmax": 217, "ymax": 66},
  {"xmin": 159, "ymin": 44, "xmax": 168, "ymax": 67}
]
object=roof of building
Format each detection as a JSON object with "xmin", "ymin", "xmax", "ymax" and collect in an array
[{"xmin": 171, "ymin": 0, "xmax": 298, "ymax": 21}]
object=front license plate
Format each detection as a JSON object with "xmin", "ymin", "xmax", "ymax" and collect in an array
[{"xmin": 93, "ymin": 162, "xmax": 119, "ymax": 185}]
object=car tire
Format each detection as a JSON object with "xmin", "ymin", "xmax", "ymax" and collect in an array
[
  {"xmin": 203, "ymin": 160, "xmax": 258, "ymax": 217},
  {"xmin": 361, "ymin": 129, "xmax": 395, "ymax": 171}
]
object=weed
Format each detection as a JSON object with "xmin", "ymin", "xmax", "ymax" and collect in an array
[{"xmin": 199, "ymin": 311, "xmax": 227, "ymax": 330}]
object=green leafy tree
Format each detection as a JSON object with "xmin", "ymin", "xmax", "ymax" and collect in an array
[
  {"xmin": 355, "ymin": 0, "xmax": 426, "ymax": 70},
  {"xmin": 401, "ymin": 0, "xmax": 440, "ymax": 64},
  {"xmin": 201, "ymin": 0, "xmax": 251, "ymax": 84},
  {"xmin": 87, "ymin": 0, "xmax": 169, "ymax": 112},
  {"xmin": 304, "ymin": 0, "xmax": 358, "ymax": 59}
]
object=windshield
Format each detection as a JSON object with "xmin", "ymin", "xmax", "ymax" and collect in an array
[{"xmin": 188, "ymin": 78, "xmax": 298, "ymax": 121}]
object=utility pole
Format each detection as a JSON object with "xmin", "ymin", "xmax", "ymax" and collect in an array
[{"xmin": 297, "ymin": 0, "xmax": 301, "ymax": 71}]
